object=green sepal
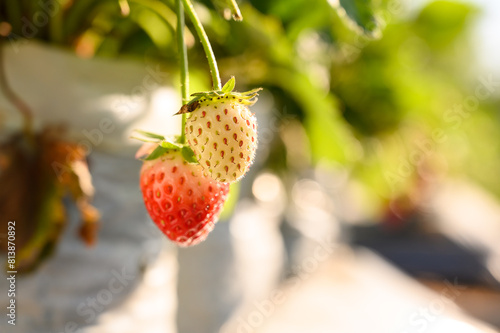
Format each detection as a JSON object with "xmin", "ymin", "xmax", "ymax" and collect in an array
[
  {"xmin": 160, "ymin": 140, "xmax": 180, "ymax": 150},
  {"xmin": 181, "ymin": 146, "xmax": 198, "ymax": 163},
  {"xmin": 133, "ymin": 130, "xmax": 166, "ymax": 140},
  {"xmin": 144, "ymin": 145, "xmax": 169, "ymax": 160},
  {"xmin": 129, "ymin": 136, "xmax": 159, "ymax": 143},
  {"xmin": 132, "ymin": 129, "xmax": 199, "ymax": 164},
  {"xmin": 221, "ymin": 76, "xmax": 235, "ymax": 93},
  {"xmin": 175, "ymin": 77, "xmax": 262, "ymax": 115}
]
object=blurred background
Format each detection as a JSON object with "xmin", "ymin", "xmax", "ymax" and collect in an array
[{"xmin": 0, "ymin": 0, "xmax": 499, "ymax": 332}]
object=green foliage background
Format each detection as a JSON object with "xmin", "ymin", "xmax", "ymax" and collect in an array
[{"xmin": 2, "ymin": 0, "xmax": 499, "ymax": 219}]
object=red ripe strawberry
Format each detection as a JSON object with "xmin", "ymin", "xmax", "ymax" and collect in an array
[
  {"xmin": 139, "ymin": 148, "xmax": 229, "ymax": 247},
  {"xmin": 180, "ymin": 77, "xmax": 261, "ymax": 183}
]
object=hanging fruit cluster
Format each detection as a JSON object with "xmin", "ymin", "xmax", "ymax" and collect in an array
[{"xmin": 135, "ymin": 0, "xmax": 261, "ymax": 246}]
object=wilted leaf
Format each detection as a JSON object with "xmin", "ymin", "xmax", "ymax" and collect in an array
[{"xmin": 0, "ymin": 127, "xmax": 100, "ymax": 274}]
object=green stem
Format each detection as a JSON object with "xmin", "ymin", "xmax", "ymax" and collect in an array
[
  {"xmin": 48, "ymin": 0, "xmax": 64, "ymax": 43},
  {"xmin": 176, "ymin": 0, "xmax": 189, "ymax": 144},
  {"xmin": 225, "ymin": 0, "xmax": 242, "ymax": 21},
  {"xmin": 181, "ymin": 0, "xmax": 221, "ymax": 90}
]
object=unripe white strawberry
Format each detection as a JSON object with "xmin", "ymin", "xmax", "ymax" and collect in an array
[{"xmin": 178, "ymin": 77, "xmax": 261, "ymax": 183}]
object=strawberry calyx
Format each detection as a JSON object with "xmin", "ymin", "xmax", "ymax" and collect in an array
[
  {"xmin": 175, "ymin": 77, "xmax": 262, "ymax": 115},
  {"xmin": 132, "ymin": 130, "xmax": 197, "ymax": 163}
]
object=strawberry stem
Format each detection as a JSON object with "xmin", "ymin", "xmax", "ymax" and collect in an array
[
  {"xmin": 176, "ymin": 0, "xmax": 189, "ymax": 144},
  {"xmin": 181, "ymin": 0, "xmax": 222, "ymax": 91}
]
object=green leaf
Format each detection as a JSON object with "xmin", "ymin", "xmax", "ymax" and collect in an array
[
  {"xmin": 414, "ymin": 1, "xmax": 476, "ymax": 50},
  {"xmin": 222, "ymin": 76, "xmax": 236, "ymax": 93},
  {"xmin": 181, "ymin": 146, "xmax": 199, "ymax": 164},
  {"xmin": 134, "ymin": 130, "xmax": 165, "ymax": 140},
  {"xmin": 129, "ymin": 4, "xmax": 172, "ymax": 53},
  {"xmin": 336, "ymin": 0, "xmax": 378, "ymax": 36},
  {"xmin": 144, "ymin": 145, "xmax": 168, "ymax": 160}
]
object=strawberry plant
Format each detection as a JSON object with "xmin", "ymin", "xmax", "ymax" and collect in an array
[{"xmin": 134, "ymin": 0, "xmax": 261, "ymax": 246}]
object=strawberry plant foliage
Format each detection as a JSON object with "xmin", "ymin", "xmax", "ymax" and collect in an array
[{"xmin": 336, "ymin": 0, "xmax": 379, "ymax": 36}]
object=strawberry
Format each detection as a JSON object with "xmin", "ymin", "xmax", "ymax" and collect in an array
[
  {"xmin": 138, "ymin": 143, "xmax": 229, "ymax": 247},
  {"xmin": 178, "ymin": 77, "xmax": 261, "ymax": 183}
]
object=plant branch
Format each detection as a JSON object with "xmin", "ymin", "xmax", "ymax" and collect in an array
[
  {"xmin": 181, "ymin": 0, "xmax": 221, "ymax": 90},
  {"xmin": 176, "ymin": 0, "xmax": 189, "ymax": 144},
  {"xmin": 0, "ymin": 39, "xmax": 33, "ymax": 136}
]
